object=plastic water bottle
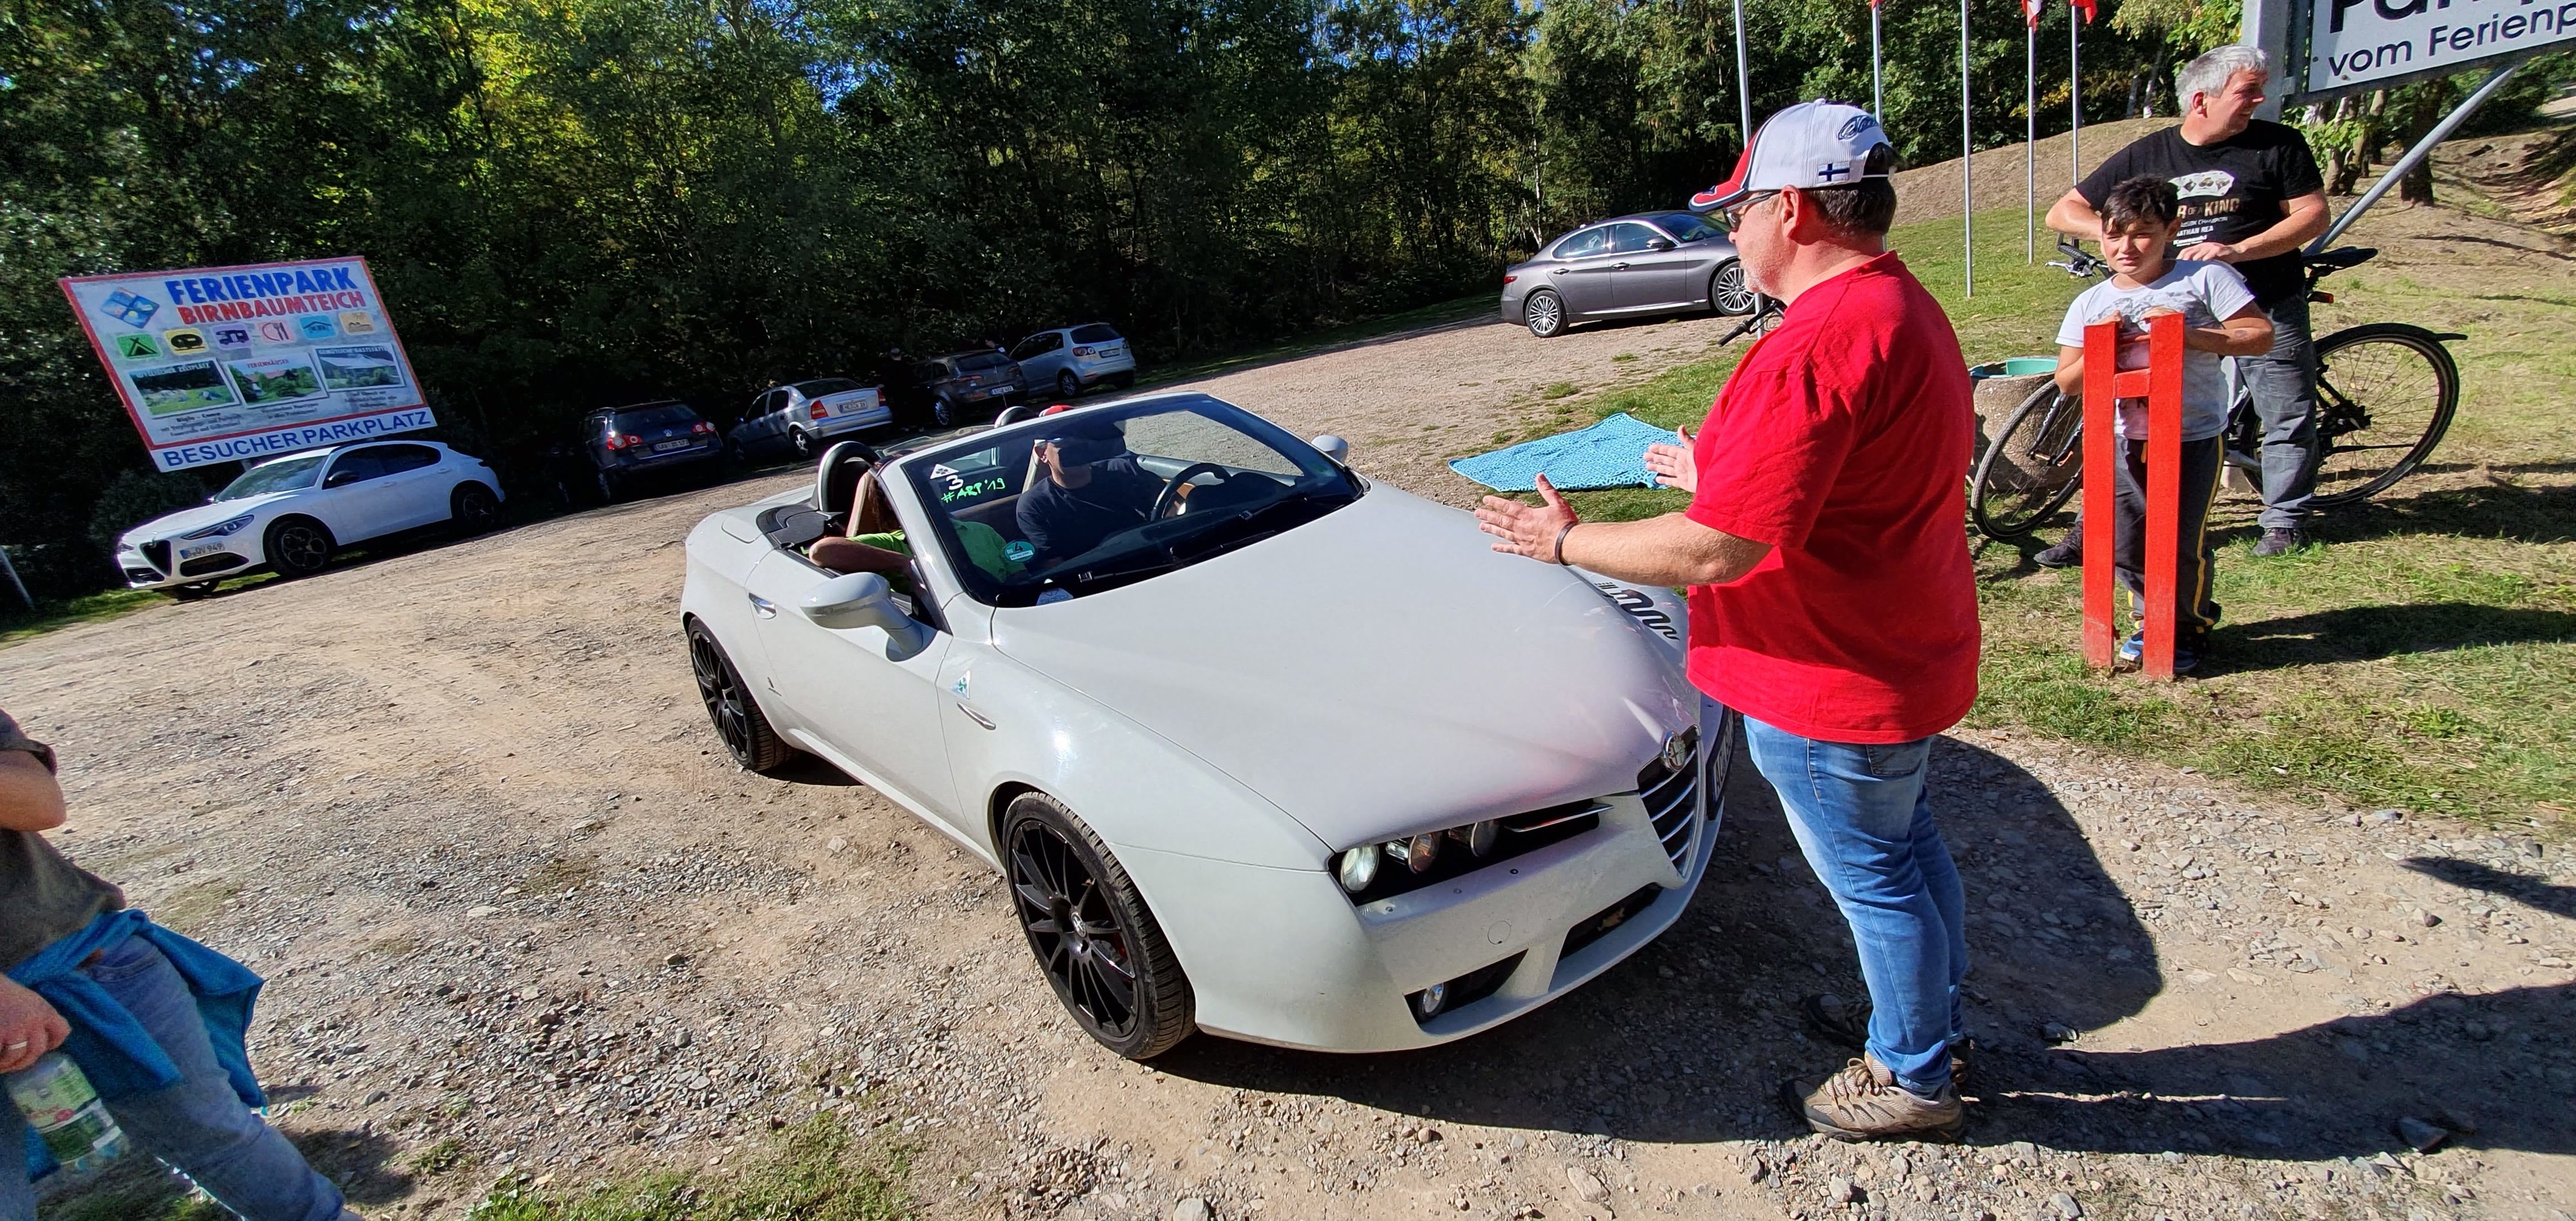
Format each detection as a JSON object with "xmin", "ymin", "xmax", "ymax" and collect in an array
[{"xmin": 6, "ymin": 1054, "xmax": 128, "ymax": 1171}]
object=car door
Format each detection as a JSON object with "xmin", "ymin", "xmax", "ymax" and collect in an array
[
  {"xmin": 1546, "ymin": 226, "xmax": 1622, "ymax": 317},
  {"xmin": 1615, "ymin": 222, "xmax": 1699, "ymax": 310},
  {"xmin": 316, "ymin": 447, "xmax": 399, "ymax": 540},
  {"xmin": 1010, "ymin": 333, "xmax": 1061, "ymax": 385},
  {"xmin": 367, "ymin": 443, "xmax": 450, "ymax": 531},
  {"xmin": 739, "ymin": 551, "xmax": 961, "ymax": 824}
]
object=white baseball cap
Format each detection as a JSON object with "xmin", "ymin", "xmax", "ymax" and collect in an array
[{"xmin": 1688, "ymin": 101, "xmax": 1894, "ymax": 214}]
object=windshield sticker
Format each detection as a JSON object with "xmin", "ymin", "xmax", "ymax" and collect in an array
[{"xmin": 1002, "ymin": 540, "xmax": 1036, "ymax": 563}]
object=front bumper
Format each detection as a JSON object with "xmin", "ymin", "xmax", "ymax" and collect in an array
[
  {"xmin": 119, "ymin": 535, "xmax": 258, "ymax": 589},
  {"xmin": 1115, "ymin": 726, "xmax": 1725, "ymax": 1052}
]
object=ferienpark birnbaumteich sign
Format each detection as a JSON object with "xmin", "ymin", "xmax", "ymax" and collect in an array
[
  {"xmin": 2304, "ymin": 0, "xmax": 2576, "ymax": 97},
  {"xmin": 60, "ymin": 257, "xmax": 433, "ymax": 472}
]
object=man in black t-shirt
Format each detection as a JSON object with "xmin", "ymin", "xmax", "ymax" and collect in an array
[
  {"xmin": 1015, "ymin": 425, "xmax": 1169, "ymax": 562},
  {"xmin": 2045, "ymin": 44, "xmax": 2330, "ymax": 560}
]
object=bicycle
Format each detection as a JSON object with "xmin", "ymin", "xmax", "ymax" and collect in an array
[{"xmin": 1968, "ymin": 237, "xmax": 2463, "ymax": 541}]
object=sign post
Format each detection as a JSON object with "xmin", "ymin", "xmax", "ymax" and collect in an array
[{"xmin": 59, "ymin": 258, "xmax": 431, "ymax": 473}]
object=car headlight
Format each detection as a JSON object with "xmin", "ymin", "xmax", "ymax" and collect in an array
[
  {"xmin": 1331, "ymin": 801, "xmax": 1604, "ymax": 902},
  {"xmin": 178, "ymin": 515, "xmax": 254, "ymax": 540}
]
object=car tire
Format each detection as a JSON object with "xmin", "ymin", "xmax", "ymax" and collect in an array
[
  {"xmin": 790, "ymin": 428, "xmax": 813, "ymax": 459},
  {"xmin": 1003, "ymin": 791, "xmax": 1195, "ymax": 1061},
  {"xmin": 1524, "ymin": 290, "xmax": 1566, "ymax": 338},
  {"xmin": 450, "ymin": 482, "xmax": 502, "ymax": 535},
  {"xmin": 724, "ymin": 439, "xmax": 747, "ymax": 468},
  {"xmin": 596, "ymin": 470, "xmax": 623, "ymax": 503},
  {"xmin": 166, "ymin": 581, "xmax": 220, "ymax": 601},
  {"xmin": 262, "ymin": 516, "xmax": 334, "ymax": 580},
  {"xmin": 1057, "ymin": 370, "xmax": 1082, "ymax": 398},
  {"xmin": 932, "ymin": 397, "xmax": 958, "ymax": 428},
  {"xmin": 687, "ymin": 622, "xmax": 797, "ymax": 774},
  {"xmin": 1710, "ymin": 260, "xmax": 1758, "ymax": 316}
]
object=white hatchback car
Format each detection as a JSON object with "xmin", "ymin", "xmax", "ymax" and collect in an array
[
  {"xmin": 116, "ymin": 440, "xmax": 504, "ymax": 597},
  {"xmin": 680, "ymin": 393, "xmax": 1731, "ymax": 1057},
  {"xmin": 1008, "ymin": 323, "xmax": 1138, "ymax": 399}
]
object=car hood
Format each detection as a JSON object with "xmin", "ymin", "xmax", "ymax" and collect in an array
[
  {"xmin": 121, "ymin": 493, "xmax": 293, "ymax": 544},
  {"xmin": 987, "ymin": 486, "xmax": 1698, "ymax": 851}
]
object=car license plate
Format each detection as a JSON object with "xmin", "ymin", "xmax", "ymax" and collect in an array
[
  {"xmin": 1099, "ymin": 346, "xmax": 1124, "ymax": 359},
  {"xmin": 990, "ymin": 384, "xmax": 1014, "ymax": 395},
  {"xmin": 178, "ymin": 538, "xmax": 227, "ymax": 560},
  {"xmin": 654, "ymin": 439, "xmax": 689, "ymax": 452}
]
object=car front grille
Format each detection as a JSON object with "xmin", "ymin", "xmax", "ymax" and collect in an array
[
  {"xmin": 1637, "ymin": 726, "xmax": 1700, "ymax": 871},
  {"xmin": 139, "ymin": 540, "xmax": 171, "ymax": 574},
  {"xmin": 124, "ymin": 567, "xmax": 162, "ymax": 585}
]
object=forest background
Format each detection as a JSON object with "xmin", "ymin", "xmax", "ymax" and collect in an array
[{"xmin": 2, "ymin": 0, "xmax": 2566, "ymax": 598}]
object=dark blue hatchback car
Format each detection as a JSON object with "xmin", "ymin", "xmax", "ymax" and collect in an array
[{"xmin": 583, "ymin": 401, "xmax": 722, "ymax": 502}]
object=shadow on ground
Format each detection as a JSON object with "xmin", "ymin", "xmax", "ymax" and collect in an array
[{"xmin": 2211, "ymin": 601, "xmax": 2576, "ymax": 672}]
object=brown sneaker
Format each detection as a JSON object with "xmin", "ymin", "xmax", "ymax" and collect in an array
[
  {"xmin": 1787, "ymin": 1054, "xmax": 1965, "ymax": 1143},
  {"xmin": 1798, "ymin": 993, "xmax": 1976, "ymax": 1088}
]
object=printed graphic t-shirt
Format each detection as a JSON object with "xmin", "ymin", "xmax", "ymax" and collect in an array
[
  {"xmin": 2055, "ymin": 260, "xmax": 2259, "ymax": 442},
  {"xmin": 1683, "ymin": 252, "xmax": 1982, "ymax": 744},
  {"xmin": 2077, "ymin": 121, "xmax": 2324, "ymax": 308},
  {"xmin": 0, "ymin": 710, "xmax": 125, "ymax": 970}
]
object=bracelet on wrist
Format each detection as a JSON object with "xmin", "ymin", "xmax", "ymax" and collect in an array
[{"xmin": 1552, "ymin": 521, "xmax": 1578, "ymax": 565}]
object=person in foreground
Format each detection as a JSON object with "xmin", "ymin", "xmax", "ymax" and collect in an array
[
  {"xmin": 2054, "ymin": 175, "xmax": 2275, "ymax": 674},
  {"xmin": 1477, "ymin": 101, "xmax": 1980, "ymax": 1141},
  {"xmin": 1, "ymin": 708, "xmax": 358, "ymax": 1220},
  {"xmin": 2040, "ymin": 43, "xmax": 2329, "ymax": 565}
]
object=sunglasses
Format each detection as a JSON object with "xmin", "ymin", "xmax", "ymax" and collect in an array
[{"xmin": 1720, "ymin": 190, "xmax": 1781, "ymax": 229}]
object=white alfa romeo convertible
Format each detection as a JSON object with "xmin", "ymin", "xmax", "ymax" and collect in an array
[{"xmin": 679, "ymin": 392, "xmax": 1732, "ymax": 1057}]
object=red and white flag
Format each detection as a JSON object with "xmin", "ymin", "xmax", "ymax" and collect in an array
[
  {"xmin": 2024, "ymin": 0, "xmax": 2045, "ymax": 27},
  {"xmin": 2069, "ymin": 0, "xmax": 2096, "ymax": 23}
]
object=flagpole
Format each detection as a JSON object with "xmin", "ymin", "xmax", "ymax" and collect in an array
[
  {"xmin": 1871, "ymin": 1, "xmax": 1884, "ymax": 117},
  {"xmin": 2070, "ymin": 9, "xmax": 2083, "ymax": 185},
  {"xmin": 1734, "ymin": 0, "xmax": 1752, "ymax": 142},
  {"xmin": 2027, "ymin": 17, "xmax": 2036, "ymax": 261},
  {"xmin": 1962, "ymin": 0, "xmax": 1975, "ymax": 297}
]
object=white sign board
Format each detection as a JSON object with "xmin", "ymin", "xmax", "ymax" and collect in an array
[
  {"xmin": 60, "ymin": 257, "xmax": 433, "ymax": 472},
  {"xmin": 2306, "ymin": 0, "xmax": 2576, "ymax": 95}
]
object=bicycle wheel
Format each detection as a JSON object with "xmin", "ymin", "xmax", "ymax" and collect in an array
[
  {"xmin": 2306, "ymin": 323, "xmax": 2459, "ymax": 507},
  {"xmin": 1971, "ymin": 382, "xmax": 2087, "ymax": 540}
]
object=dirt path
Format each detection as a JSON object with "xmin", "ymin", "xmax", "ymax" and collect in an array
[{"xmin": 6, "ymin": 302, "xmax": 2573, "ymax": 1221}]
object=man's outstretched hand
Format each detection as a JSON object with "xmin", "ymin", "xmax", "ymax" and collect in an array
[
  {"xmin": 1643, "ymin": 426, "xmax": 1698, "ymax": 493},
  {"xmin": 0, "ymin": 976, "xmax": 68, "ymax": 1074},
  {"xmin": 1475, "ymin": 473, "xmax": 1580, "ymax": 563}
]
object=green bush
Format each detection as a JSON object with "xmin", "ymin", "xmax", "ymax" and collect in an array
[{"xmin": 87, "ymin": 469, "xmax": 209, "ymax": 554}]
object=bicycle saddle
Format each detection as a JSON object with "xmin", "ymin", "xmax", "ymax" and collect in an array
[{"xmin": 2308, "ymin": 247, "xmax": 2377, "ymax": 271}]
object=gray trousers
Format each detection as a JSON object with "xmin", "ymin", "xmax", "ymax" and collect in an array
[{"xmin": 2240, "ymin": 294, "xmax": 2321, "ymax": 531}]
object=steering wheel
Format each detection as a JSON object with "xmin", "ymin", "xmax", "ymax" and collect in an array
[{"xmin": 1151, "ymin": 462, "xmax": 1231, "ymax": 520}]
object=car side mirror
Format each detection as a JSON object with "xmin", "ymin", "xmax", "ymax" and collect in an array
[
  {"xmin": 1311, "ymin": 435, "xmax": 1350, "ymax": 464},
  {"xmin": 325, "ymin": 470, "xmax": 361, "ymax": 487},
  {"xmin": 1646, "ymin": 237, "xmax": 1674, "ymax": 251},
  {"xmin": 801, "ymin": 573, "xmax": 931, "ymax": 652}
]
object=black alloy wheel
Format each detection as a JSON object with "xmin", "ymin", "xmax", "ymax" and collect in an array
[
  {"xmin": 451, "ymin": 482, "xmax": 502, "ymax": 535},
  {"xmin": 263, "ymin": 517, "xmax": 334, "ymax": 579},
  {"xmin": 1057, "ymin": 370, "xmax": 1081, "ymax": 398},
  {"xmin": 1004, "ymin": 793, "xmax": 1193, "ymax": 1059},
  {"xmin": 724, "ymin": 439, "xmax": 747, "ymax": 468},
  {"xmin": 1524, "ymin": 290, "xmax": 1566, "ymax": 338},
  {"xmin": 686, "ymin": 623, "xmax": 793, "ymax": 772},
  {"xmin": 596, "ymin": 469, "xmax": 623, "ymax": 503},
  {"xmin": 932, "ymin": 396, "xmax": 958, "ymax": 428}
]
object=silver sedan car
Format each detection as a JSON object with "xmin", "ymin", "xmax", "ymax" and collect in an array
[{"xmin": 1500, "ymin": 212, "xmax": 1754, "ymax": 338}]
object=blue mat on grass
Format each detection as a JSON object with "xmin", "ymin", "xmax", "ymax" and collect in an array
[{"xmin": 1448, "ymin": 412, "xmax": 1678, "ymax": 493}]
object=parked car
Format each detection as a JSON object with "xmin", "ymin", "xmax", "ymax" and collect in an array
[
  {"xmin": 911, "ymin": 351, "xmax": 1025, "ymax": 427},
  {"xmin": 580, "ymin": 401, "xmax": 723, "ymax": 502},
  {"xmin": 1500, "ymin": 211, "xmax": 1753, "ymax": 338},
  {"xmin": 1009, "ymin": 323, "xmax": 1139, "ymax": 399},
  {"xmin": 679, "ymin": 392, "xmax": 1727, "ymax": 1058},
  {"xmin": 728, "ymin": 378, "xmax": 893, "ymax": 464},
  {"xmin": 115, "ymin": 440, "xmax": 503, "ymax": 597}
]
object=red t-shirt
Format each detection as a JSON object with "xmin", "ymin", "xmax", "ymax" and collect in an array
[{"xmin": 1684, "ymin": 252, "xmax": 1980, "ymax": 744}]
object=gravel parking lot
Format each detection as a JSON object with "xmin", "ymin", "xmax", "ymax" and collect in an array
[{"xmin": 8, "ymin": 311, "xmax": 2573, "ymax": 1219}]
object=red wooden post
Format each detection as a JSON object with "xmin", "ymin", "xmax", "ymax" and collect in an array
[
  {"xmin": 2079, "ymin": 312, "xmax": 2187, "ymax": 679},
  {"xmin": 2079, "ymin": 320, "xmax": 2119, "ymax": 670}
]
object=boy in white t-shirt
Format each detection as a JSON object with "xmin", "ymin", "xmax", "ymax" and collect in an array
[{"xmin": 2053, "ymin": 175, "xmax": 2274, "ymax": 672}]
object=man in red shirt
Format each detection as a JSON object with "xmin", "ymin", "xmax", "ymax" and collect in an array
[{"xmin": 1477, "ymin": 101, "xmax": 1979, "ymax": 1141}]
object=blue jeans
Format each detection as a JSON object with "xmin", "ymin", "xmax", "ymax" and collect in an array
[
  {"xmin": 1742, "ymin": 716, "xmax": 1967, "ymax": 1095},
  {"xmin": 3, "ymin": 938, "xmax": 348, "ymax": 1221}
]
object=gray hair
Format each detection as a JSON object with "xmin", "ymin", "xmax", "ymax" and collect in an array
[{"xmin": 2178, "ymin": 44, "xmax": 2271, "ymax": 111}]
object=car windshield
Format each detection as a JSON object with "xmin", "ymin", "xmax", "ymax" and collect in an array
[
  {"xmin": 1068, "ymin": 324, "xmax": 1121, "ymax": 344},
  {"xmin": 612, "ymin": 403, "xmax": 699, "ymax": 430},
  {"xmin": 956, "ymin": 352, "xmax": 1012, "ymax": 372},
  {"xmin": 902, "ymin": 395, "xmax": 1360, "ymax": 606},
  {"xmin": 1647, "ymin": 213, "xmax": 1726, "ymax": 243},
  {"xmin": 215, "ymin": 455, "xmax": 325, "ymax": 500},
  {"xmin": 793, "ymin": 378, "xmax": 863, "ymax": 396}
]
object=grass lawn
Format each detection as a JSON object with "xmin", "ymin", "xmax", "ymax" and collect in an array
[
  {"xmin": 1535, "ymin": 204, "xmax": 2576, "ymax": 833},
  {"xmin": 0, "ymin": 586, "xmax": 173, "ymax": 648}
]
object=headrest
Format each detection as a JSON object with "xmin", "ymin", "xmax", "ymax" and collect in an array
[{"xmin": 815, "ymin": 439, "xmax": 880, "ymax": 513}]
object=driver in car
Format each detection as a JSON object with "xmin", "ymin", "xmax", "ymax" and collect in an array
[{"xmin": 1015, "ymin": 423, "xmax": 1182, "ymax": 562}]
